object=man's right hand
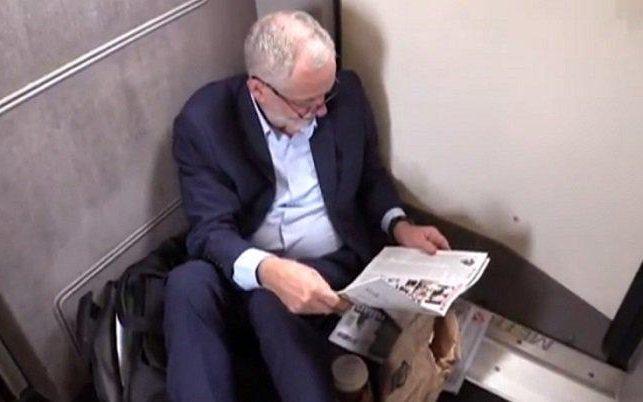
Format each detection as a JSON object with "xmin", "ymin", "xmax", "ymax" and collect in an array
[{"xmin": 257, "ymin": 256, "xmax": 348, "ymax": 315}]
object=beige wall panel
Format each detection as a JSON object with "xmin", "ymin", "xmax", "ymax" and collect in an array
[
  {"xmin": 0, "ymin": 0, "xmax": 256, "ymax": 399},
  {"xmin": 342, "ymin": 0, "xmax": 643, "ymax": 318}
]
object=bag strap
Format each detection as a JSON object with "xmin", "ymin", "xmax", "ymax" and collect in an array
[
  {"xmin": 116, "ymin": 267, "xmax": 167, "ymax": 332},
  {"xmin": 114, "ymin": 235, "xmax": 187, "ymax": 333},
  {"xmin": 76, "ymin": 291, "xmax": 100, "ymax": 364},
  {"xmin": 91, "ymin": 281, "xmax": 124, "ymax": 402}
]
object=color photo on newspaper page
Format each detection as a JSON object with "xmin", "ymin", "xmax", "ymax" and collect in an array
[
  {"xmin": 384, "ymin": 277, "xmax": 457, "ymax": 312},
  {"xmin": 338, "ymin": 247, "xmax": 490, "ymax": 316}
]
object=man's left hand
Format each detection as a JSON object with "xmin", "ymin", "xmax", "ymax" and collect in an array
[{"xmin": 393, "ymin": 220, "xmax": 451, "ymax": 254}]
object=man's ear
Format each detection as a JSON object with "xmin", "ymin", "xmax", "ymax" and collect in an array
[{"xmin": 246, "ymin": 77, "xmax": 265, "ymax": 102}]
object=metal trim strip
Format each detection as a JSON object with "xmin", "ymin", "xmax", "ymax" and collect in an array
[
  {"xmin": 0, "ymin": 0, "xmax": 208, "ymax": 117},
  {"xmin": 465, "ymin": 313, "xmax": 625, "ymax": 401},
  {"xmin": 53, "ymin": 197, "xmax": 182, "ymax": 353}
]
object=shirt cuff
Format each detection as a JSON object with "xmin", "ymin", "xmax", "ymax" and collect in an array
[
  {"xmin": 381, "ymin": 207, "xmax": 407, "ymax": 234},
  {"xmin": 232, "ymin": 248, "xmax": 274, "ymax": 290}
]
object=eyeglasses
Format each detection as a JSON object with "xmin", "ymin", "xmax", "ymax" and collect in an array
[{"xmin": 252, "ymin": 75, "xmax": 339, "ymax": 119}]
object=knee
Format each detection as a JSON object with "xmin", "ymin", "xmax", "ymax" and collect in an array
[{"xmin": 165, "ymin": 260, "xmax": 225, "ymax": 310}]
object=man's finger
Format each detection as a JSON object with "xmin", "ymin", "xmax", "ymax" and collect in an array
[
  {"xmin": 433, "ymin": 233, "xmax": 451, "ymax": 250},
  {"xmin": 421, "ymin": 239, "xmax": 438, "ymax": 255},
  {"xmin": 424, "ymin": 228, "xmax": 450, "ymax": 251},
  {"xmin": 298, "ymin": 297, "xmax": 333, "ymax": 315},
  {"xmin": 333, "ymin": 297, "xmax": 352, "ymax": 314},
  {"xmin": 310, "ymin": 270, "xmax": 342, "ymax": 303},
  {"xmin": 311, "ymin": 300, "xmax": 335, "ymax": 315},
  {"xmin": 318, "ymin": 287, "xmax": 342, "ymax": 311}
]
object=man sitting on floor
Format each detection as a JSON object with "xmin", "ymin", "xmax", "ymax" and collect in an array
[{"xmin": 165, "ymin": 10, "xmax": 450, "ymax": 402}]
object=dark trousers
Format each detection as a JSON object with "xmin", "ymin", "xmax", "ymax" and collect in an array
[{"xmin": 163, "ymin": 248, "xmax": 362, "ymax": 402}]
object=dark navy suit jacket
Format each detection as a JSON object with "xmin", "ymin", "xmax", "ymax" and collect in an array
[{"xmin": 173, "ymin": 70, "xmax": 402, "ymax": 282}]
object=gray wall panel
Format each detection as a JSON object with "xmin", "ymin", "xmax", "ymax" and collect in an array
[
  {"xmin": 0, "ymin": 0, "xmax": 256, "ymax": 399},
  {"xmin": 0, "ymin": 0, "xmax": 187, "ymax": 97},
  {"xmin": 255, "ymin": 0, "xmax": 336, "ymax": 41}
]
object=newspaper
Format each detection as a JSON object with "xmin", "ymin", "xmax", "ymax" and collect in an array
[
  {"xmin": 442, "ymin": 299, "xmax": 492, "ymax": 393},
  {"xmin": 328, "ymin": 304, "xmax": 407, "ymax": 363},
  {"xmin": 339, "ymin": 247, "xmax": 490, "ymax": 316},
  {"xmin": 329, "ymin": 247, "xmax": 490, "ymax": 362}
]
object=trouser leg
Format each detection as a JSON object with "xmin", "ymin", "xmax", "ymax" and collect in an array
[
  {"xmin": 164, "ymin": 259, "xmax": 237, "ymax": 402},
  {"xmin": 246, "ymin": 247, "xmax": 363, "ymax": 402},
  {"xmin": 245, "ymin": 289, "xmax": 336, "ymax": 402}
]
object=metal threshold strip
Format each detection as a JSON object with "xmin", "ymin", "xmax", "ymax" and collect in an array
[{"xmin": 465, "ymin": 314, "xmax": 625, "ymax": 401}]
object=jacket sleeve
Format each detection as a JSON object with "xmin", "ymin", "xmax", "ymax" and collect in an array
[
  {"xmin": 172, "ymin": 111, "xmax": 253, "ymax": 280},
  {"xmin": 353, "ymin": 73, "xmax": 404, "ymax": 232}
]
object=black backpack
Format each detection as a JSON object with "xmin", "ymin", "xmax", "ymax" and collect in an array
[{"xmin": 76, "ymin": 234, "xmax": 187, "ymax": 402}]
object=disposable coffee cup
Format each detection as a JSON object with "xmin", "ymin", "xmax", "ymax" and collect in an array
[{"xmin": 332, "ymin": 354, "xmax": 369, "ymax": 394}]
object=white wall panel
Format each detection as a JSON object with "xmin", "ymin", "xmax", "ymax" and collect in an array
[{"xmin": 342, "ymin": 0, "xmax": 643, "ymax": 318}]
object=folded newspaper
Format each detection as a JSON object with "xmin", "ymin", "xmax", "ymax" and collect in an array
[
  {"xmin": 339, "ymin": 247, "xmax": 490, "ymax": 316},
  {"xmin": 329, "ymin": 247, "xmax": 490, "ymax": 363}
]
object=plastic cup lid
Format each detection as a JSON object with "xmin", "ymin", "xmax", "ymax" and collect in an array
[{"xmin": 331, "ymin": 354, "xmax": 369, "ymax": 393}]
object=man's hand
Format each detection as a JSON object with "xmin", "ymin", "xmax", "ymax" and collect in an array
[
  {"xmin": 393, "ymin": 220, "xmax": 451, "ymax": 254},
  {"xmin": 257, "ymin": 256, "xmax": 349, "ymax": 315}
]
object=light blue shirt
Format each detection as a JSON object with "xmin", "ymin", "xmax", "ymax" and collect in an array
[{"xmin": 232, "ymin": 95, "xmax": 406, "ymax": 290}]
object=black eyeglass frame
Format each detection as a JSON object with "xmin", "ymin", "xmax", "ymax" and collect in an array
[{"xmin": 251, "ymin": 75, "xmax": 340, "ymax": 119}]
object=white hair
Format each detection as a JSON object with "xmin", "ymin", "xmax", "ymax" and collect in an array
[{"xmin": 244, "ymin": 10, "xmax": 335, "ymax": 85}]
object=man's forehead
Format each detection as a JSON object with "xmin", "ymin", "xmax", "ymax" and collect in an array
[{"xmin": 283, "ymin": 54, "xmax": 336, "ymax": 99}]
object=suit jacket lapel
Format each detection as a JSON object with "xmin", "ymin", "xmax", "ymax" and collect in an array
[
  {"xmin": 237, "ymin": 85, "xmax": 275, "ymax": 183},
  {"xmin": 310, "ymin": 116, "xmax": 338, "ymax": 210}
]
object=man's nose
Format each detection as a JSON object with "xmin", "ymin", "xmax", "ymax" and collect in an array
[
  {"xmin": 314, "ymin": 104, "xmax": 328, "ymax": 118},
  {"xmin": 307, "ymin": 95, "xmax": 327, "ymax": 116}
]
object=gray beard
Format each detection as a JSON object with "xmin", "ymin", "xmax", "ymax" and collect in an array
[{"xmin": 279, "ymin": 117, "xmax": 313, "ymax": 135}]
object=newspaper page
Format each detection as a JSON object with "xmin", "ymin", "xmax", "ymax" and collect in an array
[
  {"xmin": 339, "ymin": 247, "xmax": 490, "ymax": 316},
  {"xmin": 443, "ymin": 300, "xmax": 493, "ymax": 393},
  {"xmin": 328, "ymin": 305, "xmax": 406, "ymax": 363}
]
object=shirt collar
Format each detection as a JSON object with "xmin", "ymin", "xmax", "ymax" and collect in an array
[{"xmin": 250, "ymin": 92, "xmax": 317, "ymax": 140}]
